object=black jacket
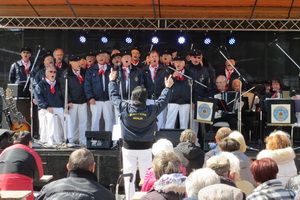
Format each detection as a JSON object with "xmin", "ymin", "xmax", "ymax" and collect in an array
[
  {"xmin": 169, "ymin": 68, "xmax": 197, "ymax": 104},
  {"xmin": 116, "ymin": 65, "xmax": 144, "ymax": 100},
  {"xmin": 109, "ymin": 81, "xmax": 171, "ymax": 149},
  {"xmin": 35, "ymin": 79, "xmax": 64, "ymax": 109},
  {"xmin": 142, "ymin": 64, "xmax": 170, "ymax": 100},
  {"xmin": 37, "ymin": 169, "xmax": 115, "ymax": 200},
  {"xmin": 61, "ymin": 67, "xmax": 87, "ymax": 104},
  {"xmin": 9, "ymin": 60, "xmax": 33, "ymax": 83},
  {"xmin": 84, "ymin": 64, "xmax": 111, "ymax": 101},
  {"xmin": 174, "ymin": 142, "xmax": 205, "ymax": 175}
]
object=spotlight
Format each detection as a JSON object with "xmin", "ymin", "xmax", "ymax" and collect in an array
[
  {"xmin": 79, "ymin": 35, "xmax": 86, "ymax": 43},
  {"xmin": 178, "ymin": 36, "xmax": 186, "ymax": 44},
  {"xmin": 203, "ymin": 37, "xmax": 212, "ymax": 45},
  {"xmin": 228, "ymin": 37, "xmax": 236, "ymax": 45},
  {"xmin": 125, "ymin": 36, "xmax": 133, "ymax": 44},
  {"xmin": 101, "ymin": 36, "xmax": 109, "ymax": 44},
  {"xmin": 151, "ymin": 36, "xmax": 159, "ymax": 44}
]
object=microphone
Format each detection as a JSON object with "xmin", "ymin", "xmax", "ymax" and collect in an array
[
  {"xmin": 268, "ymin": 39, "xmax": 278, "ymax": 46},
  {"xmin": 63, "ymin": 72, "xmax": 68, "ymax": 78}
]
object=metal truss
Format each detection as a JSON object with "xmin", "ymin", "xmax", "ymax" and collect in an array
[{"xmin": 0, "ymin": 17, "xmax": 300, "ymax": 31}]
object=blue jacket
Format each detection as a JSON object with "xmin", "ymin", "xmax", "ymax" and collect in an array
[
  {"xmin": 109, "ymin": 81, "xmax": 171, "ymax": 145},
  {"xmin": 84, "ymin": 64, "xmax": 111, "ymax": 101},
  {"xmin": 35, "ymin": 79, "xmax": 64, "ymax": 109},
  {"xmin": 9, "ymin": 60, "xmax": 33, "ymax": 84}
]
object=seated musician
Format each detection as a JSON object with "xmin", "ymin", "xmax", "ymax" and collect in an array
[{"xmin": 213, "ymin": 75, "xmax": 237, "ymax": 130}]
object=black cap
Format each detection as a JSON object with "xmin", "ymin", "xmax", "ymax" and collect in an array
[
  {"xmin": 161, "ymin": 49, "xmax": 172, "ymax": 56},
  {"xmin": 96, "ymin": 49, "xmax": 107, "ymax": 56},
  {"xmin": 121, "ymin": 50, "xmax": 131, "ymax": 57},
  {"xmin": 173, "ymin": 55, "xmax": 185, "ymax": 61},
  {"xmin": 86, "ymin": 51, "xmax": 96, "ymax": 57},
  {"xmin": 111, "ymin": 53, "xmax": 122, "ymax": 60},
  {"xmin": 20, "ymin": 46, "xmax": 32, "ymax": 53},
  {"xmin": 131, "ymin": 47, "xmax": 140, "ymax": 52},
  {"xmin": 42, "ymin": 51, "xmax": 53, "ymax": 61},
  {"xmin": 69, "ymin": 55, "xmax": 81, "ymax": 62},
  {"xmin": 190, "ymin": 49, "xmax": 203, "ymax": 56}
]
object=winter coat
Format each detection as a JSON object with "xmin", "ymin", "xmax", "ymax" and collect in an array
[{"xmin": 257, "ymin": 147, "xmax": 297, "ymax": 186}]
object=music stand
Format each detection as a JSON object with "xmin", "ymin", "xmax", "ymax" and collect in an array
[
  {"xmin": 194, "ymin": 97, "xmax": 218, "ymax": 125},
  {"xmin": 266, "ymin": 99, "xmax": 295, "ymax": 126}
]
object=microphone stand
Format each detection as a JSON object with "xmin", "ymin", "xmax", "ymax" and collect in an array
[
  {"xmin": 272, "ymin": 42, "xmax": 300, "ymax": 90},
  {"xmin": 218, "ymin": 48, "xmax": 247, "ymax": 133},
  {"xmin": 23, "ymin": 45, "xmax": 42, "ymax": 136},
  {"xmin": 168, "ymin": 66, "xmax": 210, "ymax": 130},
  {"xmin": 63, "ymin": 72, "xmax": 69, "ymax": 144},
  {"xmin": 117, "ymin": 65, "xmax": 124, "ymax": 101}
]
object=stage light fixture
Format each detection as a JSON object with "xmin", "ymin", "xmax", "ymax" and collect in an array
[
  {"xmin": 79, "ymin": 35, "xmax": 86, "ymax": 43},
  {"xmin": 178, "ymin": 36, "xmax": 186, "ymax": 44},
  {"xmin": 125, "ymin": 36, "xmax": 133, "ymax": 44},
  {"xmin": 151, "ymin": 36, "xmax": 159, "ymax": 44},
  {"xmin": 204, "ymin": 37, "xmax": 212, "ymax": 45},
  {"xmin": 228, "ymin": 37, "xmax": 236, "ymax": 45},
  {"xmin": 101, "ymin": 36, "xmax": 109, "ymax": 44}
]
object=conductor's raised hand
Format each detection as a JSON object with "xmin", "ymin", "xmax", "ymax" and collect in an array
[
  {"xmin": 109, "ymin": 68, "xmax": 117, "ymax": 81},
  {"xmin": 165, "ymin": 75, "xmax": 174, "ymax": 88}
]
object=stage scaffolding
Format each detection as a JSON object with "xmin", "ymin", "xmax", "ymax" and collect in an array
[{"xmin": 0, "ymin": 17, "xmax": 300, "ymax": 31}]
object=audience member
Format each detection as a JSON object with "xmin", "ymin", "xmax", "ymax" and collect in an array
[
  {"xmin": 198, "ymin": 184, "xmax": 244, "ymax": 200},
  {"xmin": 141, "ymin": 151, "xmax": 186, "ymax": 200},
  {"xmin": 221, "ymin": 152, "xmax": 254, "ymax": 195},
  {"xmin": 0, "ymin": 131, "xmax": 44, "ymax": 200},
  {"xmin": 203, "ymin": 127, "xmax": 232, "ymax": 166},
  {"xmin": 185, "ymin": 168, "xmax": 220, "ymax": 199},
  {"xmin": 37, "ymin": 148, "xmax": 114, "ymax": 200},
  {"xmin": 286, "ymin": 174, "xmax": 300, "ymax": 194},
  {"xmin": 174, "ymin": 129, "xmax": 204, "ymax": 175},
  {"xmin": 141, "ymin": 139, "xmax": 187, "ymax": 192},
  {"xmin": 206, "ymin": 155, "xmax": 236, "ymax": 187},
  {"xmin": 246, "ymin": 158, "xmax": 295, "ymax": 200},
  {"xmin": 256, "ymin": 130, "xmax": 297, "ymax": 186},
  {"xmin": 219, "ymin": 137, "xmax": 255, "ymax": 185}
]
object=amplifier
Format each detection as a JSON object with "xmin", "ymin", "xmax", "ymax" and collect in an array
[
  {"xmin": 7, "ymin": 82, "xmax": 30, "ymax": 98},
  {"xmin": 86, "ymin": 131, "xmax": 112, "ymax": 149}
]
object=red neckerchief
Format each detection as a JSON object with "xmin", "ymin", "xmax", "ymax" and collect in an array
[
  {"xmin": 46, "ymin": 77, "xmax": 56, "ymax": 94},
  {"xmin": 98, "ymin": 65, "xmax": 105, "ymax": 76},
  {"xmin": 23, "ymin": 60, "xmax": 30, "ymax": 75},
  {"xmin": 73, "ymin": 69, "xmax": 84, "ymax": 84},
  {"xmin": 123, "ymin": 66, "xmax": 129, "ymax": 80},
  {"xmin": 55, "ymin": 62, "xmax": 62, "ymax": 68},
  {"xmin": 175, "ymin": 68, "xmax": 185, "ymax": 80},
  {"xmin": 87, "ymin": 64, "xmax": 92, "ymax": 68},
  {"xmin": 132, "ymin": 60, "xmax": 139, "ymax": 65},
  {"xmin": 150, "ymin": 64, "xmax": 158, "ymax": 80},
  {"xmin": 225, "ymin": 68, "xmax": 234, "ymax": 83},
  {"xmin": 218, "ymin": 87, "xmax": 228, "ymax": 92},
  {"xmin": 272, "ymin": 91, "xmax": 279, "ymax": 98}
]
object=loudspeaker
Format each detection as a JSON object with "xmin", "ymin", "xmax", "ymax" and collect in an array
[
  {"xmin": 0, "ymin": 129, "xmax": 15, "ymax": 149},
  {"xmin": 155, "ymin": 129, "xmax": 183, "ymax": 147},
  {"xmin": 86, "ymin": 131, "xmax": 112, "ymax": 149}
]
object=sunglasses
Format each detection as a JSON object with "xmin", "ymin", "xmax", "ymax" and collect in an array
[{"xmin": 49, "ymin": 70, "xmax": 57, "ymax": 73}]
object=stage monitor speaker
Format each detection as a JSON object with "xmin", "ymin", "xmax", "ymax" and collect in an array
[
  {"xmin": 0, "ymin": 129, "xmax": 15, "ymax": 149},
  {"xmin": 155, "ymin": 129, "xmax": 184, "ymax": 147},
  {"xmin": 86, "ymin": 131, "xmax": 112, "ymax": 149}
]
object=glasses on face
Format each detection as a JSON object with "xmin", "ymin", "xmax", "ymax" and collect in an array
[{"xmin": 49, "ymin": 70, "xmax": 57, "ymax": 73}]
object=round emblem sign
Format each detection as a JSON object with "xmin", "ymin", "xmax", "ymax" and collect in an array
[
  {"xmin": 273, "ymin": 106, "xmax": 288, "ymax": 121},
  {"xmin": 198, "ymin": 103, "xmax": 211, "ymax": 119}
]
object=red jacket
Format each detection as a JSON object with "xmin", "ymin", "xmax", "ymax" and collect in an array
[{"xmin": 0, "ymin": 144, "xmax": 44, "ymax": 200}]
